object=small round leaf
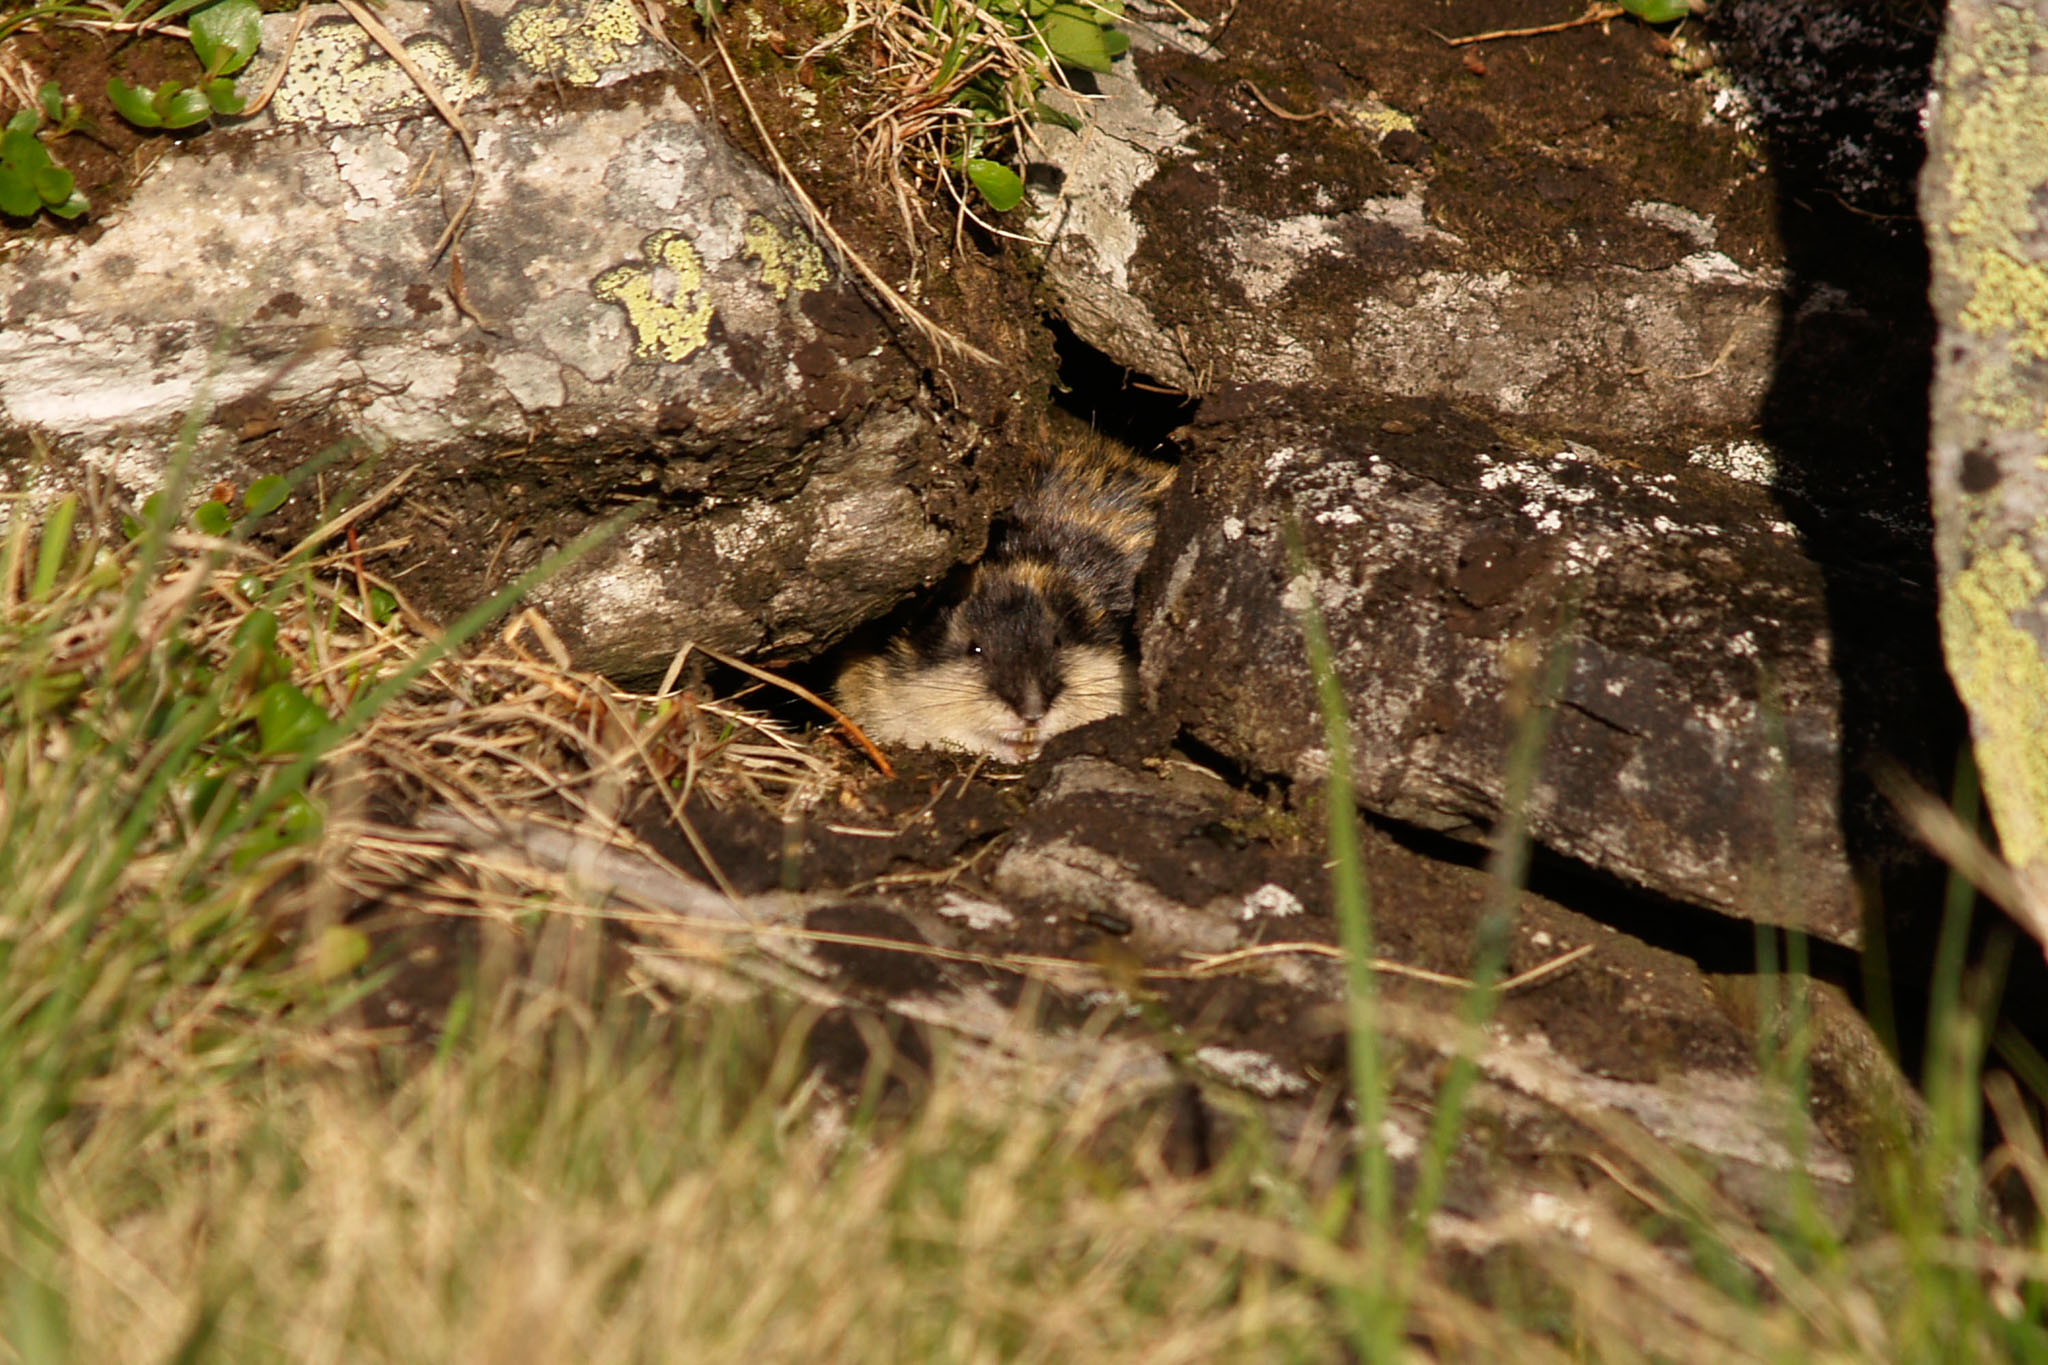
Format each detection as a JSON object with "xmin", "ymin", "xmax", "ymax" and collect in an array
[
  {"xmin": 254, "ymin": 681, "xmax": 329, "ymax": 754},
  {"xmin": 202, "ymin": 77, "xmax": 246, "ymax": 116},
  {"xmin": 244, "ymin": 475, "xmax": 288, "ymax": 516},
  {"xmin": 966, "ymin": 158, "xmax": 1026, "ymax": 212},
  {"xmin": 0, "ymin": 170, "xmax": 39, "ymax": 219},
  {"xmin": 190, "ymin": 0, "xmax": 264, "ymax": 76},
  {"xmin": 193, "ymin": 499, "xmax": 235, "ymax": 536},
  {"xmin": 108, "ymin": 77, "xmax": 166, "ymax": 128},
  {"xmin": 158, "ymin": 84, "xmax": 213, "ymax": 129},
  {"xmin": 311, "ymin": 925, "xmax": 370, "ymax": 981},
  {"xmin": 2, "ymin": 128, "xmax": 49, "ymax": 171},
  {"xmin": 1620, "ymin": 0, "xmax": 1689, "ymax": 20}
]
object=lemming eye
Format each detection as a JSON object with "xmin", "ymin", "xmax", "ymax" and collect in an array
[{"xmin": 967, "ymin": 642, "xmax": 983, "ymax": 657}]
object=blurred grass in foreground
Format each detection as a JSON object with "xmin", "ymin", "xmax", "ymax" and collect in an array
[{"xmin": 0, "ymin": 486, "xmax": 2043, "ymax": 1363}]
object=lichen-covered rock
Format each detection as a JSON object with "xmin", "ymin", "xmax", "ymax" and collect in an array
[
  {"xmin": 1921, "ymin": 0, "xmax": 2048, "ymax": 942},
  {"xmin": 1023, "ymin": 2, "xmax": 1950, "ymax": 939},
  {"xmin": 0, "ymin": 0, "xmax": 1013, "ymax": 674},
  {"xmin": 1137, "ymin": 388, "xmax": 1947, "ymax": 947}
]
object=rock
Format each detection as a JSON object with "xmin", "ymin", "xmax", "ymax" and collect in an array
[
  {"xmin": 1137, "ymin": 390, "xmax": 1943, "ymax": 948},
  {"xmin": 1920, "ymin": 0, "xmax": 2048, "ymax": 934},
  {"xmin": 1029, "ymin": 5, "xmax": 1790, "ymax": 438},
  {"xmin": 0, "ymin": 0, "xmax": 1015, "ymax": 675},
  {"xmin": 400, "ymin": 721, "xmax": 1910, "ymax": 1236},
  {"xmin": 1023, "ymin": 1, "xmax": 1952, "ymax": 940}
]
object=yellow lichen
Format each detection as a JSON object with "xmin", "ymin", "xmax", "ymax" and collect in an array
[
  {"xmin": 1941, "ymin": 536, "xmax": 2048, "ymax": 870},
  {"xmin": 593, "ymin": 230, "xmax": 715, "ymax": 363},
  {"xmin": 742, "ymin": 215, "xmax": 829, "ymax": 300},
  {"xmin": 270, "ymin": 24, "xmax": 491, "ymax": 125},
  {"xmin": 1937, "ymin": 4, "xmax": 2048, "ymax": 430},
  {"xmin": 1336, "ymin": 95, "xmax": 1416, "ymax": 137},
  {"xmin": 504, "ymin": 0, "xmax": 645, "ymax": 86}
]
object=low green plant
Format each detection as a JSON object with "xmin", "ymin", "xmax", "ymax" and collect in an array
[
  {"xmin": 107, "ymin": 0, "xmax": 262, "ymax": 130},
  {"xmin": 858, "ymin": 0, "xmax": 1126, "ymax": 215},
  {"xmin": 0, "ymin": 84, "xmax": 88, "ymax": 220},
  {"xmin": 1620, "ymin": 0, "xmax": 1690, "ymax": 22},
  {"xmin": 948, "ymin": 0, "xmax": 1125, "ymax": 211}
]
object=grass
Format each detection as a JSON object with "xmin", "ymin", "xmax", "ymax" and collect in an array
[{"xmin": 0, "ymin": 475, "xmax": 2046, "ymax": 1364}]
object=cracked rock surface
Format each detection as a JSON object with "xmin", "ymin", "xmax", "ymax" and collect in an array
[
  {"xmin": 1030, "ymin": 0, "xmax": 1950, "ymax": 939},
  {"xmin": 0, "ymin": 0, "xmax": 1023, "ymax": 676},
  {"xmin": 553, "ymin": 739, "xmax": 1909, "ymax": 1240}
]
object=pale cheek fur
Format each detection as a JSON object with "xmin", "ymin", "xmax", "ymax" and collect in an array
[{"xmin": 836, "ymin": 648, "xmax": 1133, "ymax": 762}]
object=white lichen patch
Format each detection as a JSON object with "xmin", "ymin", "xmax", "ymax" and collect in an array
[
  {"xmin": 332, "ymin": 130, "xmax": 412, "ymax": 215},
  {"xmin": 1687, "ymin": 439, "xmax": 1779, "ymax": 486},
  {"xmin": 935, "ymin": 893, "xmax": 1015, "ymax": 931},
  {"xmin": 1675, "ymin": 250, "xmax": 1755, "ymax": 287},
  {"xmin": 1236, "ymin": 883, "xmax": 1304, "ymax": 922},
  {"xmin": 1221, "ymin": 210, "xmax": 1343, "ymax": 304},
  {"xmin": 268, "ymin": 23, "xmax": 491, "ymax": 126},
  {"xmin": 1628, "ymin": 200, "xmax": 1718, "ymax": 248},
  {"xmin": 1027, "ymin": 68, "xmax": 1190, "ymax": 291},
  {"xmin": 1194, "ymin": 1046, "xmax": 1308, "ymax": 1098}
]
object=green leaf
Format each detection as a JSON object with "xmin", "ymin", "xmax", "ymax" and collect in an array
[
  {"xmin": 1040, "ymin": 8, "xmax": 1117, "ymax": 72},
  {"xmin": 37, "ymin": 82, "xmax": 63, "ymax": 123},
  {"xmin": 254, "ymin": 681, "xmax": 329, "ymax": 755},
  {"xmin": 47, "ymin": 191, "xmax": 87, "ymax": 219},
  {"xmin": 966, "ymin": 158, "xmax": 1025, "ymax": 212},
  {"xmin": 190, "ymin": 0, "xmax": 263, "ymax": 76},
  {"xmin": 244, "ymin": 475, "xmax": 288, "ymax": 517},
  {"xmin": 234, "ymin": 607, "xmax": 280, "ymax": 654},
  {"xmin": 1620, "ymin": 0, "xmax": 1689, "ymax": 20},
  {"xmin": 367, "ymin": 587, "xmax": 399, "ymax": 626},
  {"xmin": 6, "ymin": 110, "xmax": 37, "ymax": 136},
  {"xmin": 157, "ymin": 83, "xmax": 213, "ymax": 129},
  {"xmin": 33, "ymin": 495, "xmax": 76, "ymax": 599},
  {"xmin": 0, "ymin": 169, "xmax": 39, "ymax": 218},
  {"xmin": 108, "ymin": 77, "xmax": 166, "ymax": 128},
  {"xmin": 1031, "ymin": 99, "xmax": 1083, "ymax": 132},
  {"xmin": 2, "ymin": 128, "xmax": 48, "ymax": 171},
  {"xmin": 32, "ymin": 164, "xmax": 72, "ymax": 206},
  {"xmin": 193, "ymin": 500, "xmax": 235, "ymax": 536},
  {"xmin": 202, "ymin": 77, "xmax": 245, "ymax": 116}
]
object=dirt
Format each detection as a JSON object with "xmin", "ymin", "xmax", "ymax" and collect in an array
[{"xmin": 0, "ymin": 22, "xmax": 209, "ymax": 242}]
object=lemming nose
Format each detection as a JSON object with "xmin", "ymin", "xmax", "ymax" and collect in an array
[{"xmin": 1018, "ymin": 684, "xmax": 1046, "ymax": 724}]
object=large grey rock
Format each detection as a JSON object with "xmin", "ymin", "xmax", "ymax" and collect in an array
[
  {"xmin": 1137, "ymin": 390, "xmax": 1941, "ymax": 948},
  {"xmin": 1026, "ymin": 1, "xmax": 1948, "ymax": 939},
  {"xmin": 0, "ymin": 0, "xmax": 1005, "ymax": 674},
  {"xmin": 1028, "ymin": 7, "xmax": 1787, "ymax": 438},
  {"xmin": 598, "ymin": 747, "xmax": 1904, "ymax": 1232}
]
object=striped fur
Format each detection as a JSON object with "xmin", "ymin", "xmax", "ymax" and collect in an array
[{"xmin": 837, "ymin": 432, "xmax": 1175, "ymax": 763}]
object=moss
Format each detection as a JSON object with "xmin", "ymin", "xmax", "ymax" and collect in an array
[{"xmin": 1939, "ymin": 534, "xmax": 2048, "ymax": 869}]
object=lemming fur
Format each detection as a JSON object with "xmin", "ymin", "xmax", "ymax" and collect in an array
[{"xmin": 837, "ymin": 431, "xmax": 1175, "ymax": 763}]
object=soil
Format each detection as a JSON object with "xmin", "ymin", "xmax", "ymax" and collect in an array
[{"xmin": 0, "ymin": 21, "xmax": 211, "ymax": 243}]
